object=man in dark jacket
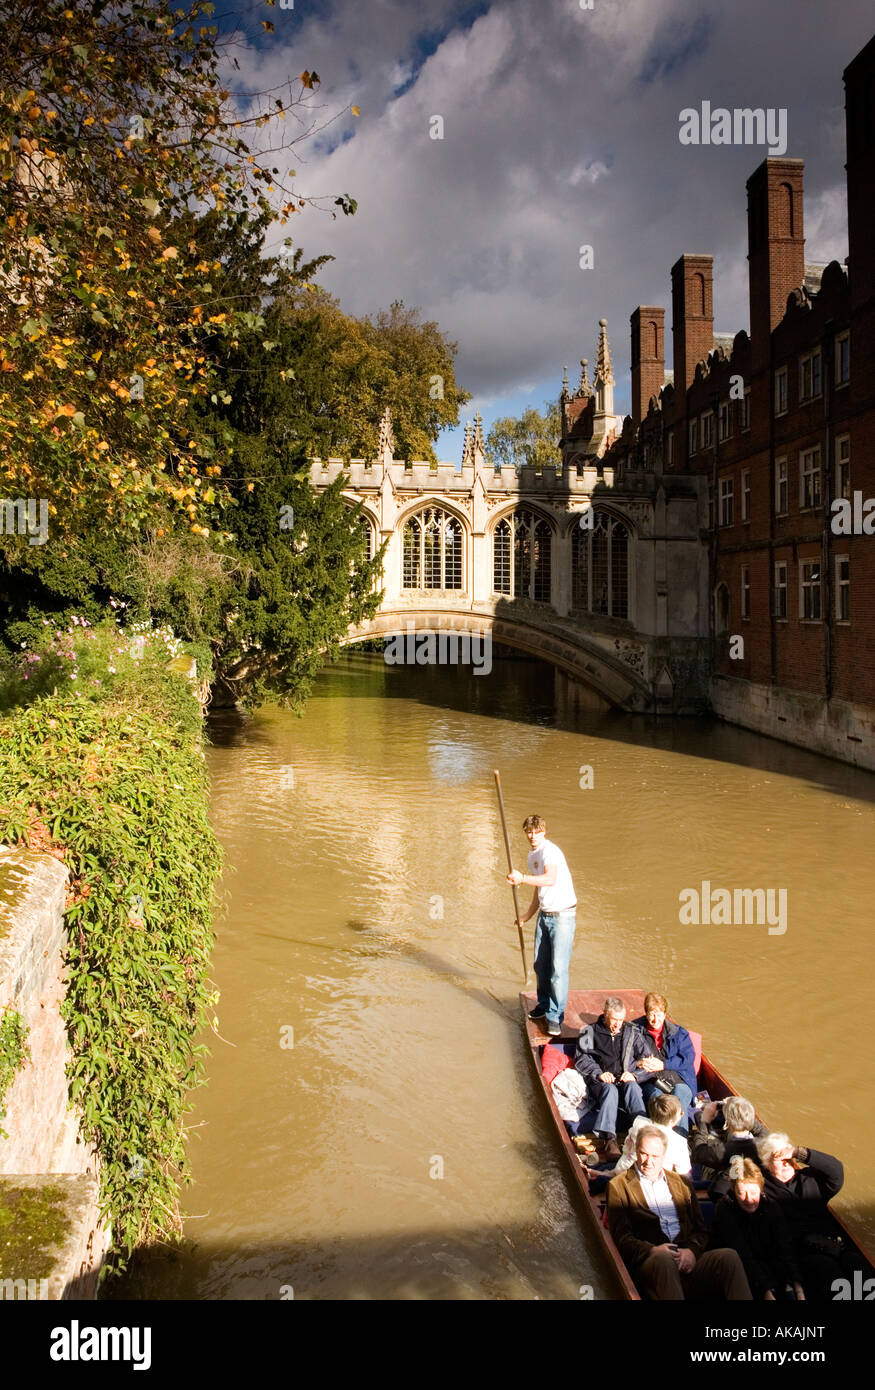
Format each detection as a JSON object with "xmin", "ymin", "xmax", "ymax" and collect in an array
[
  {"xmin": 574, "ymin": 997, "xmax": 650, "ymax": 1159},
  {"xmin": 631, "ymin": 993, "xmax": 698, "ymax": 1134}
]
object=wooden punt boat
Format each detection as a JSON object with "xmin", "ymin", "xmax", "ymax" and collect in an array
[{"xmin": 521, "ymin": 986, "xmax": 875, "ymax": 1301}]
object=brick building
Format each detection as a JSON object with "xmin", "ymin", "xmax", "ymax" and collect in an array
[{"xmin": 607, "ymin": 34, "xmax": 875, "ymax": 766}]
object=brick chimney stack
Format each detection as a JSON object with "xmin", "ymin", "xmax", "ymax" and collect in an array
[
  {"xmin": 844, "ymin": 35, "xmax": 875, "ymax": 312},
  {"xmin": 671, "ymin": 255, "xmax": 714, "ymax": 393},
  {"xmin": 630, "ymin": 307, "xmax": 665, "ymax": 425},
  {"xmin": 746, "ymin": 159, "xmax": 805, "ymax": 372}
]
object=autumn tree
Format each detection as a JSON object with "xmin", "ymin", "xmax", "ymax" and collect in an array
[
  {"xmin": 0, "ymin": 210, "xmax": 386, "ymax": 706},
  {"xmin": 0, "ymin": 0, "xmax": 355, "ymax": 542}
]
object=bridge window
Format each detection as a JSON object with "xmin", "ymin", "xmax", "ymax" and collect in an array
[
  {"xmin": 494, "ymin": 517, "xmax": 512, "ymax": 594},
  {"xmin": 572, "ymin": 513, "xmax": 630, "ymax": 620},
  {"xmin": 492, "ymin": 510, "xmax": 552, "ymax": 602},
  {"xmin": 402, "ymin": 507, "xmax": 463, "ymax": 590},
  {"xmin": 358, "ymin": 515, "xmax": 374, "ymax": 562}
]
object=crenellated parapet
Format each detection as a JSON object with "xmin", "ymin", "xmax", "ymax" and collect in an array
[{"xmin": 309, "ymin": 453, "xmax": 616, "ymax": 497}]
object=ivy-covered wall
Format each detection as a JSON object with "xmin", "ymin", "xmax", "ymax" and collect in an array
[{"xmin": 0, "ymin": 618, "xmax": 223, "ymax": 1275}]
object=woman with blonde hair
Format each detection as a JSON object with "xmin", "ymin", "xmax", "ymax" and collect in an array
[{"xmin": 709, "ymin": 1156, "xmax": 803, "ymax": 1301}]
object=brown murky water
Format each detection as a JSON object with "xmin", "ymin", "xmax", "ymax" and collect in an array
[{"xmin": 117, "ymin": 652, "xmax": 875, "ymax": 1299}]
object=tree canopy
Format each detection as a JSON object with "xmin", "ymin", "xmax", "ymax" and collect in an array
[
  {"xmin": 486, "ymin": 401, "xmax": 562, "ymax": 471},
  {"xmin": 0, "ymin": 1, "xmax": 471, "ymax": 707},
  {"xmin": 0, "ymin": 0, "xmax": 354, "ymax": 541}
]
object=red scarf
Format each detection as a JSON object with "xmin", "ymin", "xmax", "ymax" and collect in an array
[{"xmin": 647, "ymin": 1022, "xmax": 664, "ymax": 1051}]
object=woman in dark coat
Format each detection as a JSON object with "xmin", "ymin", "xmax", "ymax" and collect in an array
[
  {"xmin": 710, "ymin": 1157, "xmax": 803, "ymax": 1301},
  {"xmin": 758, "ymin": 1132, "xmax": 867, "ymax": 1299}
]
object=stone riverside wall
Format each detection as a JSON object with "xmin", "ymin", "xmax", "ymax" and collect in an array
[
  {"xmin": 0, "ymin": 845, "xmax": 110, "ymax": 1299},
  {"xmin": 711, "ymin": 676, "xmax": 875, "ymax": 772}
]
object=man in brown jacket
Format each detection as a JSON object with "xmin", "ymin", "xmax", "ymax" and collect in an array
[{"xmin": 606, "ymin": 1126, "xmax": 752, "ymax": 1300}]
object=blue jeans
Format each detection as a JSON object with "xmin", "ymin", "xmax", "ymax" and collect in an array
[
  {"xmin": 533, "ymin": 908, "xmax": 576, "ymax": 1025},
  {"xmin": 568, "ymin": 1078, "xmax": 647, "ymax": 1139},
  {"xmin": 641, "ymin": 1079, "xmax": 693, "ymax": 1135}
]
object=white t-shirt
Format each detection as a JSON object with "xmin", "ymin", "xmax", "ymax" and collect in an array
[{"xmin": 527, "ymin": 838, "xmax": 576, "ymax": 912}]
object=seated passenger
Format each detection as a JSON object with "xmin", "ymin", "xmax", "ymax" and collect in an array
[
  {"xmin": 605, "ymin": 1126, "xmax": 752, "ymax": 1301},
  {"xmin": 574, "ymin": 996, "xmax": 650, "ymax": 1159},
  {"xmin": 710, "ymin": 1156, "xmax": 804, "ymax": 1302},
  {"xmin": 690, "ymin": 1095, "xmax": 768, "ymax": 1201},
  {"xmin": 759, "ymin": 1132, "xmax": 866, "ymax": 1299},
  {"xmin": 631, "ymin": 992, "xmax": 698, "ymax": 1135},
  {"xmin": 593, "ymin": 1093, "xmax": 692, "ymax": 1179}
]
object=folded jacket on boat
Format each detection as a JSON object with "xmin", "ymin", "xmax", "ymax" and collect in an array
[{"xmin": 551, "ymin": 1067, "xmax": 590, "ymax": 1125}]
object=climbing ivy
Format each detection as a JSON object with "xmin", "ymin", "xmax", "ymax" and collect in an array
[
  {"xmin": 0, "ymin": 624, "xmax": 223, "ymax": 1267},
  {"xmin": 0, "ymin": 1009, "xmax": 29, "ymax": 1141}
]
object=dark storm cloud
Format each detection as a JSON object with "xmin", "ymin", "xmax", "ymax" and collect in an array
[{"xmin": 226, "ymin": 0, "xmax": 873, "ymax": 410}]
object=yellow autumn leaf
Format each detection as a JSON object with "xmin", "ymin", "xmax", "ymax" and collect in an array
[{"xmin": 351, "ymin": 106, "xmax": 360, "ymax": 117}]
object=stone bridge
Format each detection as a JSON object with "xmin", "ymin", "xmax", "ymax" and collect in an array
[{"xmin": 310, "ymin": 325, "xmax": 710, "ymax": 712}]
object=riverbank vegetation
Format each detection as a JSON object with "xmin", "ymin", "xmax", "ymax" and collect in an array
[{"xmin": 0, "ymin": 618, "xmax": 222, "ymax": 1262}]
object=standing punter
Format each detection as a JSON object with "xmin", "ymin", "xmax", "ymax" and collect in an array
[{"xmin": 507, "ymin": 815, "xmax": 577, "ymax": 1036}]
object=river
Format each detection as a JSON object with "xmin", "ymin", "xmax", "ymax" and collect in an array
[{"xmin": 115, "ymin": 651, "xmax": 875, "ymax": 1299}]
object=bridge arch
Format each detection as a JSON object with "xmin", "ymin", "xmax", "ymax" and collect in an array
[{"xmin": 338, "ymin": 607, "xmax": 651, "ymax": 712}]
